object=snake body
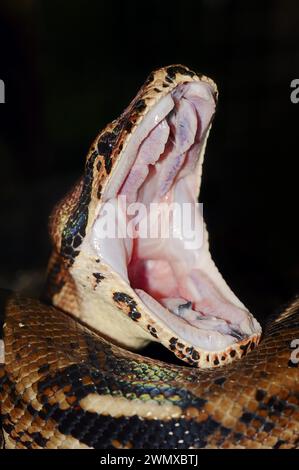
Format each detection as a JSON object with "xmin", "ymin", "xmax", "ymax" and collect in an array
[
  {"xmin": 0, "ymin": 65, "xmax": 298, "ymax": 449},
  {"xmin": 0, "ymin": 291, "xmax": 299, "ymax": 448}
]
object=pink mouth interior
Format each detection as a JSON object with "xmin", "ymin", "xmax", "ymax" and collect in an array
[{"xmin": 93, "ymin": 81, "xmax": 260, "ymax": 351}]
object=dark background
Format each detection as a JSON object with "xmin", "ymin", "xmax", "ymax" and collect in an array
[{"xmin": 0, "ymin": 0, "xmax": 298, "ymax": 326}]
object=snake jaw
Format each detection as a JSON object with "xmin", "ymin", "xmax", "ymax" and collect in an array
[{"xmin": 48, "ymin": 65, "xmax": 262, "ymax": 368}]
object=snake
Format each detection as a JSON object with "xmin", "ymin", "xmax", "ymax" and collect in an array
[{"xmin": 0, "ymin": 64, "xmax": 298, "ymax": 449}]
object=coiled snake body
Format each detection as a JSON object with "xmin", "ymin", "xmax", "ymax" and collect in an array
[{"xmin": 0, "ymin": 65, "xmax": 298, "ymax": 449}]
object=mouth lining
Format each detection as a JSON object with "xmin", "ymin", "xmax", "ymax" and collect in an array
[{"xmin": 92, "ymin": 80, "xmax": 261, "ymax": 353}]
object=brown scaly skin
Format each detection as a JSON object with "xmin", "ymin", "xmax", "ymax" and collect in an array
[
  {"xmin": 45, "ymin": 65, "xmax": 261, "ymax": 367},
  {"xmin": 0, "ymin": 289, "xmax": 298, "ymax": 449}
]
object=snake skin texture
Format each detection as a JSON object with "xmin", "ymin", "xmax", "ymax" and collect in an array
[
  {"xmin": 45, "ymin": 65, "xmax": 261, "ymax": 367},
  {"xmin": 0, "ymin": 290, "xmax": 298, "ymax": 449}
]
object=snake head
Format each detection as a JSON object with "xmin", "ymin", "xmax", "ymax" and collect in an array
[{"xmin": 47, "ymin": 65, "xmax": 262, "ymax": 368}]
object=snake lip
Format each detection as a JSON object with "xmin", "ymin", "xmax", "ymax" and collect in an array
[{"xmin": 87, "ymin": 66, "xmax": 262, "ymax": 366}]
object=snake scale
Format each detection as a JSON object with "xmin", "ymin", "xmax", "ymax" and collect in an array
[{"xmin": 0, "ymin": 65, "xmax": 298, "ymax": 449}]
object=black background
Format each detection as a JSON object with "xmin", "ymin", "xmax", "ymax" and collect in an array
[{"xmin": 0, "ymin": 0, "xmax": 299, "ymax": 326}]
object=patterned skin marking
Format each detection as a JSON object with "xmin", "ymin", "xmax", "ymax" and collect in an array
[
  {"xmin": 169, "ymin": 337, "xmax": 178, "ymax": 351},
  {"xmin": 240, "ymin": 341, "xmax": 251, "ymax": 357},
  {"xmin": 1, "ymin": 293, "xmax": 299, "ymax": 448},
  {"xmin": 214, "ymin": 377, "xmax": 226, "ymax": 386},
  {"xmin": 97, "ymin": 133, "xmax": 116, "ymax": 174},
  {"xmin": 147, "ymin": 325, "xmax": 158, "ymax": 339},
  {"xmin": 44, "ymin": 252, "xmax": 70, "ymax": 301},
  {"xmin": 192, "ymin": 350, "xmax": 200, "ymax": 361},
  {"xmin": 45, "ymin": 65, "xmax": 263, "ymax": 369},
  {"xmin": 113, "ymin": 292, "xmax": 141, "ymax": 321},
  {"xmin": 60, "ymin": 151, "xmax": 98, "ymax": 265},
  {"xmin": 255, "ymin": 389, "xmax": 266, "ymax": 401},
  {"xmin": 166, "ymin": 65, "xmax": 196, "ymax": 79}
]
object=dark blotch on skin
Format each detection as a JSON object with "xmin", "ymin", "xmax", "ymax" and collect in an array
[
  {"xmin": 166, "ymin": 65, "xmax": 195, "ymax": 80},
  {"xmin": 97, "ymin": 183, "xmax": 102, "ymax": 199},
  {"xmin": 97, "ymin": 132, "xmax": 117, "ymax": 173},
  {"xmin": 259, "ymin": 371, "xmax": 268, "ymax": 379},
  {"xmin": 145, "ymin": 71, "xmax": 154, "ymax": 85},
  {"xmin": 104, "ymin": 154, "xmax": 112, "ymax": 174},
  {"xmin": 29, "ymin": 432, "xmax": 48, "ymax": 448},
  {"xmin": 113, "ymin": 292, "xmax": 141, "ymax": 321},
  {"xmin": 124, "ymin": 120, "xmax": 133, "ymax": 133},
  {"xmin": 45, "ymin": 258, "xmax": 65, "ymax": 299},
  {"xmin": 97, "ymin": 114, "xmax": 134, "ymax": 175},
  {"xmin": 240, "ymin": 412, "xmax": 254, "ymax": 424},
  {"xmin": 274, "ymin": 440, "xmax": 286, "ymax": 449},
  {"xmin": 134, "ymin": 99, "xmax": 146, "ymax": 112},
  {"xmin": 0, "ymin": 290, "xmax": 9, "ymax": 342},
  {"xmin": 192, "ymin": 350, "xmax": 200, "ymax": 361},
  {"xmin": 240, "ymin": 341, "xmax": 251, "ymax": 357},
  {"xmin": 233, "ymin": 432, "xmax": 243, "ymax": 442},
  {"xmin": 263, "ymin": 421, "xmax": 275, "ymax": 432},
  {"xmin": 219, "ymin": 426, "xmax": 231, "ymax": 437},
  {"xmin": 93, "ymin": 272, "xmax": 105, "ymax": 284},
  {"xmin": 288, "ymin": 359, "xmax": 298, "ymax": 368},
  {"xmin": 38, "ymin": 364, "xmax": 50, "ymax": 374},
  {"xmin": 60, "ymin": 151, "xmax": 98, "ymax": 264},
  {"xmin": 33, "ymin": 382, "xmax": 213, "ymax": 449}
]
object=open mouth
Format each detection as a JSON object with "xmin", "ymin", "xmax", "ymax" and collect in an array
[{"xmin": 92, "ymin": 80, "xmax": 261, "ymax": 354}]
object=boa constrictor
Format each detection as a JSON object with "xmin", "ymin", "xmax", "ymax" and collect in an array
[{"xmin": 0, "ymin": 65, "xmax": 298, "ymax": 449}]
